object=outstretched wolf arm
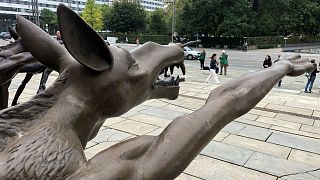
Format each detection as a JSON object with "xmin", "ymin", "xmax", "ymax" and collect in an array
[
  {"xmin": 140, "ymin": 55, "xmax": 315, "ymax": 179},
  {"xmin": 70, "ymin": 55, "xmax": 314, "ymax": 179}
]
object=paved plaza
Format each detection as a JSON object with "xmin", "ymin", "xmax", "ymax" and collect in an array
[{"xmin": 5, "ymin": 44, "xmax": 320, "ymax": 180}]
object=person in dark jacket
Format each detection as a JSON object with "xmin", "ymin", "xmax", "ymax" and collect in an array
[
  {"xmin": 205, "ymin": 54, "xmax": 220, "ymax": 84},
  {"xmin": 305, "ymin": 59, "xmax": 319, "ymax": 93},
  {"xmin": 219, "ymin": 50, "xmax": 228, "ymax": 75},
  {"xmin": 199, "ymin": 49, "xmax": 206, "ymax": 69},
  {"xmin": 263, "ymin": 55, "xmax": 272, "ymax": 68}
]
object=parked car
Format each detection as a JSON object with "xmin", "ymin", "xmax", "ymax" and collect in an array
[
  {"xmin": 105, "ymin": 40, "xmax": 115, "ymax": 46},
  {"xmin": 183, "ymin": 46, "xmax": 201, "ymax": 60},
  {"xmin": 0, "ymin": 32, "xmax": 11, "ymax": 39}
]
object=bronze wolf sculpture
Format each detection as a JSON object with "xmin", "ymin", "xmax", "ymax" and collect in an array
[
  {"xmin": 0, "ymin": 27, "xmax": 53, "ymax": 110},
  {"xmin": 0, "ymin": 4, "xmax": 315, "ymax": 179}
]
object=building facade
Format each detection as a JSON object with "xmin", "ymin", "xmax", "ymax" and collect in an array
[
  {"xmin": 0, "ymin": 0, "xmax": 163, "ymax": 18},
  {"xmin": 0, "ymin": 0, "xmax": 163, "ymax": 31}
]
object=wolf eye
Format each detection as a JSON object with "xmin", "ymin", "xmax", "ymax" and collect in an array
[
  {"xmin": 129, "ymin": 57, "xmax": 136, "ymax": 64},
  {"xmin": 127, "ymin": 54, "xmax": 137, "ymax": 65}
]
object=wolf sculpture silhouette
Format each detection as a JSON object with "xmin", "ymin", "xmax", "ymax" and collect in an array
[{"xmin": 0, "ymin": 4, "xmax": 315, "ymax": 180}]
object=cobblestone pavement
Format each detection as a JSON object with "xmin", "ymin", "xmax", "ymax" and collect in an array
[{"xmin": 7, "ymin": 46, "xmax": 320, "ymax": 180}]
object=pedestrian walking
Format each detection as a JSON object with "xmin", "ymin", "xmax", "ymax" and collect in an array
[
  {"xmin": 199, "ymin": 49, "xmax": 206, "ymax": 69},
  {"xmin": 219, "ymin": 50, "xmax": 228, "ymax": 75},
  {"xmin": 206, "ymin": 54, "xmax": 220, "ymax": 84},
  {"xmin": 136, "ymin": 37, "xmax": 140, "ymax": 46},
  {"xmin": 274, "ymin": 55, "xmax": 282, "ymax": 87},
  {"xmin": 263, "ymin": 55, "xmax": 272, "ymax": 68},
  {"xmin": 305, "ymin": 59, "xmax": 318, "ymax": 93}
]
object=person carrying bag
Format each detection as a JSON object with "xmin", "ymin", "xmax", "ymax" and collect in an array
[{"xmin": 205, "ymin": 54, "xmax": 220, "ymax": 84}]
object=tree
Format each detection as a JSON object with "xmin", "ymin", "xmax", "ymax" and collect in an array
[
  {"xmin": 82, "ymin": 0, "xmax": 103, "ymax": 30},
  {"xmin": 101, "ymin": 4, "xmax": 111, "ymax": 30},
  {"xmin": 40, "ymin": 8, "xmax": 57, "ymax": 34},
  {"xmin": 148, "ymin": 9, "xmax": 168, "ymax": 34},
  {"xmin": 109, "ymin": 0, "xmax": 146, "ymax": 33},
  {"xmin": 167, "ymin": 0, "xmax": 320, "ymax": 37},
  {"xmin": 217, "ymin": 0, "xmax": 256, "ymax": 36}
]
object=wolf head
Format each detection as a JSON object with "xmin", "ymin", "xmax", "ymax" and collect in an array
[{"xmin": 16, "ymin": 4, "xmax": 183, "ymax": 117}]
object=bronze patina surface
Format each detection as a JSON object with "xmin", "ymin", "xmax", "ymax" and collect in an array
[
  {"xmin": 0, "ymin": 27, "xmax": 53, "ymax": 110},
  {"xmin": 0, "ymin": 4, "xmax": 315, "ymax": 180}
]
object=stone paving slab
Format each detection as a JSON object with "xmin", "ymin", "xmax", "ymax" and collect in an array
[
  {"xmin": 266, "ymin": 104, "xmax": 313, "ymax": 116},
  {"xmin": 201, "ymin": 141, "xmax": 254, "ymax": 166},
  {"xmin": 237, "ymin": 125, "xmax": 272, "ymax": 141},
  {"xmin": 184, "ymin": 155, "xmax": 276, "ymax": 180},
  {"xmin": 212, "ymin": 132, "xmax": 230, "ymax": 142},
  {"xmin": 160, "ymin": 103, "xmax": 194, "ymax": 114},
  {"xmin": 223, "ymin": 135, "xmax": 291, "ymax": 159},
  {"xmin": 90, "ymin": 128, "xmax": 132, "ymax": 143},
  {"xmin": 221, "ymin": 122, "xmax": 246, "ymax": 134},
  {"xmin": 288, "ymin": 149, "xmax": 320, "ymax": 167},
  {"xmin": 313, "ymin": 110, "xmax": 320, "ymax": 118},
  {"xmin": 295, "ymin": 98, "xmax": 320, "ymax": 105},
  {"xmin": 279, "ymin": 172, "xmax": 320, "ymax": 180},
  {"xmin": 300, "ymin": 125, "xmax": 320, "ymax": 135},
  {"xmin": 249, "ymin": 109, "xmax": 277, "ymax": 118},
  {"xmin": 257, "ymin": 116, "xmax": 301, "ymax": 130},
  {"xmin": 270, "ymin": 125, "xmax": 320, "ymax": 139},
  {"xmin": 103, "ymin": 117, "xmax": 127, "ymax": 127},
  {"xmin": 245, "ymin": 152, "xmax": 318, "ymax": 177},
  {"xmin": 128, "ymin": 113, "xmax": 171, "ymax": 128},
  {"xmin": 176, "ymin": 173, "xmax": 202, "ymax": 180},
  {"xmin": 139, "ymin": 106, "xmax": 186, "ymax": 120},
  {"xmin": 285, "ymin": 101, "xmax": 320, "ymax": 111},
  {"xmin": 267, "ymin": 132, "xmax": 320, "ymax": 154},
  {"xmin": 235, "ymin": 118, "xmax": 272, "ymax": 129},
  {"xmin": 314, "ymin": 120, "xmax": 320, "ymax": 127},
  {"xmin": 275, "ymin": 113, "xmax": 314, "ymax": 125},
  {"xmin": 240, "ymin": 113, "xmax": 259, "ymax": 120},
  {"xmin": 108, "ymin": 120, "xmax": 158, "ymax": 136}
]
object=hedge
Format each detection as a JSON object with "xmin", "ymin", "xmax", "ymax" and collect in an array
[
  {"xmin": 98, "ymin": 32, "xmax": 320, "ymax": 49},
  {"xmin": 247, "ymin": 36, "xmax": 320, "ymax": 48},
  {"xmin": 98, "ymin": 32, "xmax": 171, "ymax": 45}
]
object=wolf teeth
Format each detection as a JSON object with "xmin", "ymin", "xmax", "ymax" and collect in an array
[{"xmin": 154, "ymin": 76, "xmax": 180, "ymax": 87}]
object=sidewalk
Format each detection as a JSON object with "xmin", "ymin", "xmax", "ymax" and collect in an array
[{"xmin": 7, "ymin": 53, "xmax": 320, "ymax": 179}]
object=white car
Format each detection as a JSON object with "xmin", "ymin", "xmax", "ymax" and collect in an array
[
  {"xmin": 105, "ymin": 40, "xmax": 116, "ymax": 46},
  {"xmin": 183, "ymin": 46, "xmax": 201, "ymax": 60}
]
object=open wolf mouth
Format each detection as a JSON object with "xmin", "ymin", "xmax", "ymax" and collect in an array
[{"xmin": 154, "ymin": 76, "xmax": 180, "ymax": 87}]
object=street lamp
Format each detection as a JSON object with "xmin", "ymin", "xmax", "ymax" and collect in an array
[{"xmin": 171, "ymin": 0, "xmax": 176, "ymax": 43}]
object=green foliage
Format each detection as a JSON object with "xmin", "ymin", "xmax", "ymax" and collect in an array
[
  {"xmin": 169, "ymin": 0, "xmax": 320, "ymax": 38},
  {"xmin": 216, "ymin": 0, "xmax": 256, "ymax": 37},
  {"xmin": 40, "ymin": 8, "xmax": 57, "ymax": 34},
  {"xmin": 108, "ymin": 0, "xmax": 146, "ymax": 33},
  {"xmin": 98, "ymin": 32, "xmax": 171, "ymax": 44},
  {"xmin": 82, "ymin": 0, "xmax": 103, "ymax": 30},
  {"xmin": 101, "ymin": 4, "xmax": 111, "ymax": 30},
  {"xmin": 96, "ymin": 0, "xmax": 320, "ymax": 47},
  {"xmin": 148, "ymin": 9, "xmax": 168, "ymax": 34}
]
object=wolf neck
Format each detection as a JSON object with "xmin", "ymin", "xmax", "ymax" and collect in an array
[
  {"xmin": 0, "ymin": 70, "xmax": 102, "ymax": 148},
  {"xmin": 0, "ymin": 72, "xmax": 67, "ymax": 130}
]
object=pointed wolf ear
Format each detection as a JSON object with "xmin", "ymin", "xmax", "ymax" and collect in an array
[
  {"xmin": 57, "ymin": 4, "xmax": 113, "ymax": 71},
  {"xmin": 16, "ymin": 15, "xmax": 70, "ymax": 72}
]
